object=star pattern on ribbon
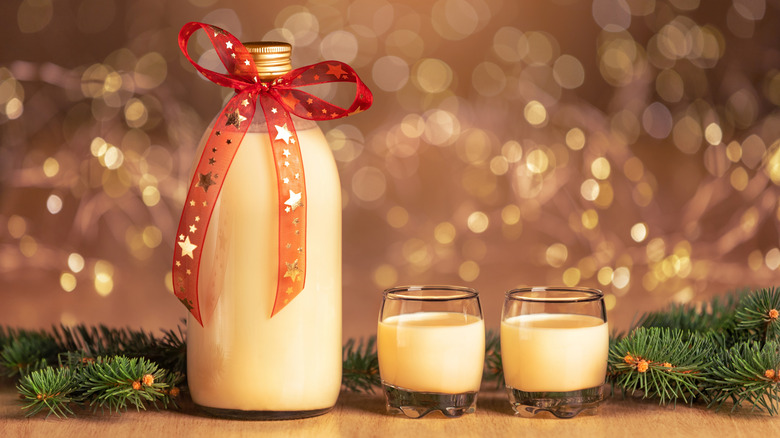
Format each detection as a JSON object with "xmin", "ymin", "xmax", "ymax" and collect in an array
[{"xmin": 172, "ymin": 22, "xmax": 373, "ymax": 325}]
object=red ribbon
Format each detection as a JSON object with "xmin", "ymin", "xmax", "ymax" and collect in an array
[{"xmin": 173, "ymin": 22, "xmax": 373, "ymax": 325}]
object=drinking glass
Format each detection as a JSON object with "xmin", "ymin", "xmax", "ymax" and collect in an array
[
  {"xmin": 377, "ymin": 285, "xmax": 485, "ymax": 418},
  {"xmin": 501, "ymin": 287, "xmax": 608, "ymax": 418}
]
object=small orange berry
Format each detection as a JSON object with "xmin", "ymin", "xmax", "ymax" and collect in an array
[
  {"xmin": 169, "ymin": 387, "xmax": 180, "ymax": 398},
  {"xmin": 132, "ymin": 381, "xmax": 142, "ymax": 391},
  {"xmin": 765, "ymin": 369, "xmax": 776, "ymax": 379},
  {"xmin": 769, "ymin": 309, "xmax": 779, "ymax": 320},
  {"xmin": 624, "ymin": 354, "xmax": 634, "ymax": 364},
  {"xmin": 142, "ymin": 374, "xmax": 155, "ymax": 386},
  {"xmin": 637, "ymin": 360, "xmax": 649, "ymax": 373},
  {"xmin": 662, "ymin": 362, "xmax": 672, "ymax": 368}
]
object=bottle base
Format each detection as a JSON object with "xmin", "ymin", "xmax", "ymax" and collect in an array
[
  {"xmin": 195, "ymin": 404, "xmax": 333, "ymax": 421},
  {"xmin": 382, "ymin": 383, "xmax": 478, "ymax": 418},
  {"xmin": 506, "ymin": 385, "xmax": 603, "ymax": 419}
]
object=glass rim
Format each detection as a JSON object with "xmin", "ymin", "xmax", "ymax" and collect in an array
[
  {"xmin": 505, "ymin": 286, "xmax": 603, "ymax": 303},
  {"xmin": 382, "ymin": 285, "xmax": 479, "ymax": 301}
]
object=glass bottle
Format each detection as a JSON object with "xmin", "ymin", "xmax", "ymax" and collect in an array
[{"xmin": 185, "ymin": 42, "xmax": 342, "ymax": 420}]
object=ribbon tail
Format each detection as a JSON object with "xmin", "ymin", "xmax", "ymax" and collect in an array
[
  {"xmin": 258, "ymin": 93, "xmax": 308, "ymax": 317},
  {"xmin": 172, "ymin": 90, "xmax": 257, "ymax": 325}
]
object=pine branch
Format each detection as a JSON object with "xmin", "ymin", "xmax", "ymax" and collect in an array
[
  {"xmin": 608, "ymin": 327, "xmax": 714, "ymax": 405},
  {"xmin": 17, "ymin": 366, "xmax": 80, "ymax": 418},
  {"xmin": 706, "ymin": 341, "xmax": 780, "ymax": 414},
  {"xmin": 483, "ymin": 329, "xmax": 503, "ymax": 388},
  {"xmin": 1, "ymin": 333, "xmax": 58, "ymax": 376},
  {"xmin": 734, "ymin": 287, "xmax": 780, "ymax": 344},
  {"xmin": 81, "ymin": 356, "xmax": 179, "ymax": 414},
  {"xmin": 341, "ymin": 337, "xmax": 380, "ymax": 393}
]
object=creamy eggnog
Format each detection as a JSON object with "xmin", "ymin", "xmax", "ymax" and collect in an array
[
  {"xmin": 186, "ymin": 123, "xmax": 342, "ymax": 413},
  {"xmin": 378, "ymin": 312, "xmax": 485, "ymax": 394},
  {"xmin": 501, "ymin": 313, "xmax": 608, "ymax": 392}
]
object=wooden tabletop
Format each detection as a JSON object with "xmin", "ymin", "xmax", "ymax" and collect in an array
[{"xmin": 0, "ymin": 385, "xmax": 773, "ymax": 437}]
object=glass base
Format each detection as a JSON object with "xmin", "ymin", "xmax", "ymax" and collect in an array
[
  {"xmin": 506, "ymin": 386, "xmax": 602, "ymax": 419},
  {"xmin": 195, "ymin": 404, "xmax": 332, "ymax": 421},
  {"xmin": 382, "ymin": 383, "xmax": 478, "ymax": 418}
]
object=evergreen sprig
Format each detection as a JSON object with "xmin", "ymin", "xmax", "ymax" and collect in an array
[
  {"xmin": 341, "ymin": 337, "xmax": 380, "ymax": 393},
  {"xmin": 16, "ymin": 366, "xmax": 80, "ymax": 418},
  {"xmin": 706, "ymin": 341, "xmax": 780, "ymax": 414},
  {"xmin": 483, "ymin": 329, "xmax": 503, "ymax": 388},
  {"xmin": 608, "ymin": 327, "xmax": 713, "ymax": 405},
  {"xmin": 734, "ymin": 286, "xmax": 780, "ymax": 343},
  {"xmin": 16, "ymin": 355, "xmax": 182, "ymax": 418}
]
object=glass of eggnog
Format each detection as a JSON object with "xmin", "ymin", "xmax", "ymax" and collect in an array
[
  {"xmin": 501, "ymin": 287, "xmax": 608, "ymax": 418},
  {"xmin": 377, "ymin": 285, "xmax": 485, "ymax": 418}
]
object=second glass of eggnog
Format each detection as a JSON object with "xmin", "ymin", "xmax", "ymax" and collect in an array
[
  {"xmin": 377, "ymin": 286, "xmax": 485, "ymax": 418},
  {"xmin": 500, "ymin": 287, "xmax": 608, "ymax": 418}
]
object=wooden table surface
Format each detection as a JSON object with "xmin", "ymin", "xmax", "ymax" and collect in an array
[{"xmin": 0, "ymin": 384, "xmax": 773, "ymax": 437}]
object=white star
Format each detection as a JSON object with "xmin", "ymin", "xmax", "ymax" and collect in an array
[
  {"xmin": 284, "ymin": 190, "xmax": 303, "ymax": 211},
  {"xmin": 275, "ymin": 123, "xmax": 293, "ymax": 144},
  {"xmin": 272, "ymin": 107, "xmax": 278, "ymax": 114},
  {"xmin": 241, "ymin": 99, "xmax": 249, "ymax": 107},
  {"xmin": 178, "ymin": 236, "xmax": 198, "ymax": 259},
  {"xmin": 284, "ymin": 161, "xmax": 290, "ymax": 167},
  {"xmin": 283, "ymin": 149, "xmax": 291, "ymax": 157},
  {"xmin": 244, "ymin": 59, "xmax": 250, "ymax": 66},
  {"xmin": 226, "ymin": 41, "xmax": 233, "ymax": 49},
  {"xmin": 283, "ymin": 177, "xmax": 290, "ymax": 184}
]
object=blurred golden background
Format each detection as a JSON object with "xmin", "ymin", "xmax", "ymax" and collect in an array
[{"xmin": 1, "ymin": 0, "xmax": 779, "ymax": 339}]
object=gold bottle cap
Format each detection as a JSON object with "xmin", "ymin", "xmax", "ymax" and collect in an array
[{"xmin": 242, "ymin": 41, "xmax": 292, "ymax": 80}]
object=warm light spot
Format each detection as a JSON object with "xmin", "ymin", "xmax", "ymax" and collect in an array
[
  {"xmin": 580, "ymin": 179, "xmax": 600, "ymax": 201},
  {"xmin": 730, "ymin": 166, "xmax": 749, "ymax": 191},
  {"xmin": 631, "ymin": 223, "xmax": 648, "ymax": 242},
  {"xmin": 597, "ymin": 266, "xmax": 613, "ymax": 286},
  {"xmin": 142, "ymin": 185, "xmax": 160, "ymax": 207},
  {"xmin": 748, "ymin": 249, "xmax": 764, "ymax": 271},
  {"xmin": 414, "ymin": 58, "xmax": 453, "ymax": 93},
  {"xmin": 526, "ymin": 149, "xmax": 549, "ymax": 174},
  {"xmin": 646, "ymin": 238, "xmax": 666, "ymax": 262},
  {"xmin": 566, "ymin": 128, "xmax": 586, "ymax": 151},
  {"xmin": 68, "ymin": 253, "xmax": 85, "ymax": 273},
  {"xmin": 60, "ymin": 273, "xmax": 77, "ymax": 292},
  {"xmin": 623, "ymin": 157, "xmax": 644, "ymax": 181},
  {"xmin": 20, "ymin": 235, "xmax": 37, "ymax": 257},
  {"xmin": 612, "ymin": 267, "xmax": 630, "ymax": 289},
  {"xmin": 553, "ymin": 54, "xmax": 585, "ymax": 89},
  {"xmin": 581, "ymin": 209, "xmax": 599, "ymax": 229},
  {"xmin": 46, "ymin": 194, "xmax": 63, "ymax": 214},
  {"xmin": 387, "ymin": 206, "xmax": 409, "ymax": 228},
  {"xmin": 766, "ymin": 248, "xmax": 780, "ymax": 270},
  {"xmin": 562, "ymin": 267, "xmax": 581, "ymax": 286},
  {"xmin": 373, "ymin": 264, "xmax": 398, "ymax": 289},
  {"xmin": 434, "ymin": 222, "xmax": 456, "ymax": 244},
  {"xmin": 43, "ymin": 157, "xmax": 59, "ymax": 177},
  {"xmin": 467, "ymin": 211, "xmax": 489, "ymax": 234},
  {"xmin": 501, "ymin": 204, "xmax": 521, "ymax": 225},
  {"xmin": 704, "ymin": 123, "xmax": 723, "ymax": 145},
  {"xmin": 352, "ymin": 166, "xmax": 386, "ymax": 202},
  {"xmin": 604, "ymin": 294, "xmax": 617, "ymax": 311},
  {"xmin": 164, "ymin": 272, "xmax": 173, "ymax": 294},
  {"xmin": 458, "ymin": 260, "xmax": 480, "ymax": 282},
  {"xmin": 524, "ymin": 100, "xmax": 547, "ymax": 126},
  {"xmin": 591, "ymin": 157, "xmax": 611, "ymax": 180},
  {"xmin": 545, "ymin": 243, "xmax": 568, "ymax": 267},
  {"xmin": 94, "ymin": 260, "xmax": 114, "ymax": 296},
  {"xmin": 142, "ymin": 226, "xmax": 162, "ymax": 248},
  {"xmin": 502, "ymin": 141, "xmax": 523, "ymax": 162},
  {"xmin": 8, "ymin": 215, "xmax": 27, "ymax": 238}
]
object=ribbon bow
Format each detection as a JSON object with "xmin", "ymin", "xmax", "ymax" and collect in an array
[{"xmin": 173, "ymin": 22, "xmax": 373, "ymax": 325}]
